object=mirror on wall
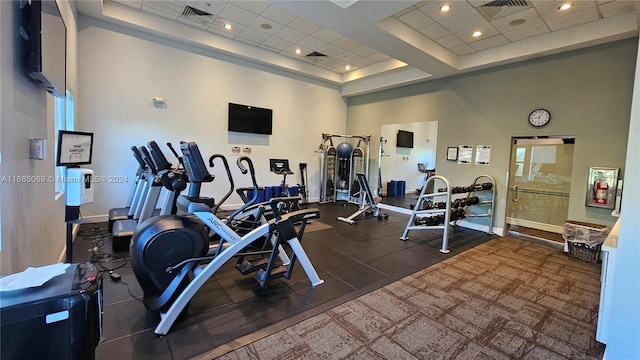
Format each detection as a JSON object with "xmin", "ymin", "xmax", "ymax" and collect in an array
[{"xmin": 378, "ymin": 121, "xmax": 438, "ymax": 208}]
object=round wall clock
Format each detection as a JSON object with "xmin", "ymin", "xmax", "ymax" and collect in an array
[{"xmin": 528, "ymin": 109, "xmax": 551, "ymax": 127}]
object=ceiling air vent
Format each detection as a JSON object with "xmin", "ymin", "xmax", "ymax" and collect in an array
[
  {"xmin": 477, "ymin": 0, "xmax": 530, "ymax": 21},
  {"xmin": 306, "ymin": 51, "xmax": 327, "ymax": 57},
  {"xmin": 181, "ymin": 5, "xmax": 215, "ymax": 24}
]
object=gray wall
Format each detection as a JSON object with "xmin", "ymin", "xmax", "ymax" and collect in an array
[
  {"xmin": 0, "ymin": 0, "xmax": 79, "ymax": 274},
  {"xmin": 347, "ymin": 39, "xmax": 637, "ymax": 232}
]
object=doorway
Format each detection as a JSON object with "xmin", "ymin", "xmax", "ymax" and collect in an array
[{"xmin": 506, "ymin": 136, "xmax": 575, "ymax": 242}]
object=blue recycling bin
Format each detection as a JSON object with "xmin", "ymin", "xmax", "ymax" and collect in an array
[
  {"xmin": 387, "ymin": 181, "xmax": 398, "ymax": 197},
  {"xmin": 397, "ymin": 180, "xmax": 406, "ymax": 196}
]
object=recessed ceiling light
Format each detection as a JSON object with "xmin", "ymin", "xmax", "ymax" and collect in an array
[
  {"xmin": 472, "ymin": 31, "xmax": 482, "ymax": 37},
  {"xmin": 260, "ymin": 23, "xmax": 272, "ymax": 30},
  {"xmin": 345, "ymin": 65, "xmax": 351, "ymax": 71},
  {"xmin": 224, "ymin": 23, "xmax": 232, "ymax": 30},
  {"xmin": 559, "ymin": 3, "xmax": 572, "ymax": 10},
  {"xmin": 440, "ymin": 4, "xmax": 451, "ymax": 12},
  {"xmin": 295, "ymin": 48, "xmax": 302, "ymax": 55}
]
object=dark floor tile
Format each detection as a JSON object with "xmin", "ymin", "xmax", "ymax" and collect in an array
[
  {"xmin": 101, "ymin": 298, "xmax": 159, "ymax": 341},
  {"xmin": 330, "ymin": 262, "xmax": 390, "ymax": 290},
  {"xmin": 96, "ymin": 330, "xmax": 172, "ymax": 360},
  {"xmin": 287, "ymin": 272, "xmax": 355, "ymax": 306},
  {"xmin": 236, "ymin": 281, "xmax": 312, "ymax": 330},
  {"xmin": 167, "ymin": 304, "xmax": 255, "ymax": 358}
]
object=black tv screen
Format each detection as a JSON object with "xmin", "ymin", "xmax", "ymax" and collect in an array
[
  {"xmin": 228, "ymin": 103, "xmax": 273, "ymax": 135},
  {"xmin": 397, "ymin": 130, "xmax": 414, "ymax": 148},
  {"xmin": 56, "ymin": 131, "xmax": 94, "ymax": 167},
  {"xmin": 23, "ymin": 0, "xmax": 67, "ymax": 98}
]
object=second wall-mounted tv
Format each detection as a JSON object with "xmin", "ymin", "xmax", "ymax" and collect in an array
[
  {"xmin": 397, "ymin": 130, "xmax": 414, "ymax": 148},
  {"xmin": 228, "ymin": 103, "xmax": 273, "ymax": 135}
]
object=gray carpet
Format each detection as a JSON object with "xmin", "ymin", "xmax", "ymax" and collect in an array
[{"xmin": 201, "ymin": 236, "xmax": 604, "ymax": 359}]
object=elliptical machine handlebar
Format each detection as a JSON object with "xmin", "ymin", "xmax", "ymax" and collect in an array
[
  {"xmin": 227, "ymin": 156, "xmax": 259, "ymax": 223},
  {"xmin": 208, "ymin": 154, "xmax": 234, "ymax": 214},
  {"xmin": 166, "ymin": 142, "xmax": 184, "ymax": 169}
]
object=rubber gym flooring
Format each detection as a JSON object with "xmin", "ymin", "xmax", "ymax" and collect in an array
[{"xmin": 73, "ymin": 201, "xmax": 495, "ymax": 359}]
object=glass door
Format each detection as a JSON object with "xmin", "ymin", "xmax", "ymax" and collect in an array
[{"xmin": 506, "ymin": 136, "xmax": 575, "ymax": 235}]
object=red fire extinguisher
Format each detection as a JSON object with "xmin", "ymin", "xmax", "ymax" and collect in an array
[{"xmin": 594, "ymin": 176, "xmax": 609, "ymax": 204}]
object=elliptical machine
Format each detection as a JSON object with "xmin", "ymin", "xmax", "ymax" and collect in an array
[{"xmin": 130, "ymin": 142, "xmax": 323, "ymax": 335}]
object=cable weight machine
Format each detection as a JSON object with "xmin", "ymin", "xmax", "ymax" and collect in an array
[{"xmin": 318, "ymin": 133, "xmax": 370, "ymax": 204}]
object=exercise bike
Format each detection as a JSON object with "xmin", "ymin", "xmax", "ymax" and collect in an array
[{"xmin": 130, "ymin": 142, "xmax": 323, "ymax": 335}]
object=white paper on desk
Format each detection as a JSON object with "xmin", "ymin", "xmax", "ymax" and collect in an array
[{"xmin": 0, "ymin": 263, "xmax": 70, "ymax": 291}]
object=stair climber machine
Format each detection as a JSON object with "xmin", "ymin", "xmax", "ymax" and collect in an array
[
  {"xmin": 130, "ymin": 142, "xmax": 324, "ymax": 335},
  {"xmin": 111, "ymin": 144, "xmax": 182, "ymax": 251}
]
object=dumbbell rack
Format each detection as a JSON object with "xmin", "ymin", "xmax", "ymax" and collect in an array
[
  {"xmin": 400, "ymin": 175, "xmax": 453, "ymax": 253},
  {"xmin": 454, "ymin": 174, "xmax": 496, "ymax": 235},
  {"xmin": 400, "ymin": 174, "xmax": 496, "ymax": 254}
]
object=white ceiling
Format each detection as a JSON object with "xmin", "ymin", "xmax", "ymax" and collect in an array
[{"xmin": 76, "ymin": 0, "xmax": 640, "ymax": 96}]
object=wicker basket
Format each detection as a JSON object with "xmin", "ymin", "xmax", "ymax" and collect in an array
[
  {"xmin": 563, "ymin": 220, "xmax": 610, "ymax": 246},
  {"xmin": 567, "ymin": 241, "xmax": 602, "ymax": 263}
]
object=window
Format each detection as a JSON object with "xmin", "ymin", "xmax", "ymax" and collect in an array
[{"xmin": 54, "ymin": 90, "xmax": 75, "ymax": 197}]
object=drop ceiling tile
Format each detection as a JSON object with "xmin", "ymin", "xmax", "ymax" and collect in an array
[
  {"xmin": 598, "ymin": 0, "xmax": 637, "ymax": 17},
  {"xmin": 451, "ymin": 43, "xmax": 476, "ymax": 56},
  {"xmin": 283, "ymin": 44, "xmax": 312, "ymax": 58},
  {"xmin": 398, "ymin": 8, "xmax": 435, "ymax": 28},
  {"xmin": 274, "ymin": 26, "xmax": 307, "ymax": 43},
  {"xmin": 261, "ymin": 4, "xmax": 298, "ymax": 25},
  {"xmin": 232, "ymin": 0, "xmax": 270, "ymax": 15},
  {"xmin": 234, "ymin": 37, "xmax": 260, "ymax": 47},
  {"xmin": 209, "ymin": 18, "xmax": 244, "ymax": 36},
  {"xmin": 142, "ymin": 0, "xmax": 185, "ymax": 15},
  {"xmin": 247, "ymin": 15, "xmax": 285, "ymax": 34},
  {"xmin": 439, "ymin": 8, "xmax": 489, "ymax": 34},
  {"xmin": 321, "ymin": 57, "xmax": 346, "ymax": 67},
  {"xmin": 312, "ymin": 28, "xmax": 343, "ymax": 43},
  {"xmin": 455, "ymin": 23, "xmax": 500, "ymax": 43},
  {"xmin": 469, "ymin": 34, "xmax": 510, "ymax": 51},
  {"xmin": 418, "ymin": 22, "xmax": 451, "ymax": 40},
  {"xmin": 491, "ymin": 7, "xmax": 544, "ymax": 34},
  {"xmin": 206, "ymin": 26, "xmax": 236, "ymax": 39},
  {"xmin": 367, "ymin": 52, "xmax": 391, "ymax": 62},
  {"xmin": 336, "ymin": 51, "xmax": 361, "ymax": 63},
  {"xmin": 502, "ymin": 21, "xmax": 550, "ymax": 42},
  {"xmin": 351, "ymin": 44, "xmax": 378, "ymax": 57},
  {"xmin": 352, "ymin": 57, "xmax": 375, "ymax": 68},
  {"xmin": 545, "ymin": 7, "xmax": 600, "ymax": 31},
  {"xmin": 236, "ymin": 26, "xmax": 270, "ymax": 43},
  {"xmin": 298, "ymin": 35, "xmax": 329, "ymax": 50},
  {"xmin": 288, "ymin": 17, "xmax": 323, "ymax": 35},
  {"xmin": 436, "ymin": 34, "xmax": 465, "ymax": 48},
  {"xmin": 333, "ymin": 37, "xmax": 360, "ymax": 50},
  {"xmin": 393, "ymin": 4, "xmax": 418, "ymax": 17},
  {"xmin": 111, "ymin": 0, "xmax": 142, "ymax": 10},
  {"xmin": 535, "ymin": 0, "xmax": 597, "ymax": 21},
  {"xmin": 418, "ymin": 0, "xmax": 473, "ymax": 21},
  {"xmin": 219, "ymin": 3, "xmax": 259, "ymax": 26},
  {"xmin": 261, "ymin": 36, "xmax": 292, "ymax": 51},
  {"xmin": 318, "ymin": 43, "xmax": 346, "ymax": 57},
  {"xmin": 177, "ymin": 15, "xmax": 211, "ymax": 29},
  {"xmin": 140, "ymin": 5, "xmax": 179, "ymax": 20},
  {"xmin": 185, "ymin": 0, "xmax": 226, "ymax": 16}
]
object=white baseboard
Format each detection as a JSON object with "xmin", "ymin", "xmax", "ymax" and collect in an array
[{"xmin": 507, "ymin": 217, "xmax": 563, "ymax": 234}]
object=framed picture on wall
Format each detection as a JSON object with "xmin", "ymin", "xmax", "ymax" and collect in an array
[
  {"xmin": 447, "ymin": 147, "xmax": 458, "ymax": 161},
  {"xmin": 585, "ymin": 167, "xmax": 619, "ymax": 209}
]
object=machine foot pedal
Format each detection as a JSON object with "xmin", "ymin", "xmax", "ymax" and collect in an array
[{"xmin": 236, "ymin": 258, "xmax": 269, "ymax": 275}]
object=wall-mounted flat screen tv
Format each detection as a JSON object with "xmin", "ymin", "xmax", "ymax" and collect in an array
[
  {"xmin": 23, "ymin": 0, "xmax": 67, "ymax": 98},
  {"xmin": 56, "ymin": 131, "xmax": 94, "ymax": 167},
  {"xmin": 228, "ymin": 103, "xmax": 273, "ymax": 135},
  {"xmin": 397, "ymin": 130, "xmax": 414, "ymax": 148}
]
